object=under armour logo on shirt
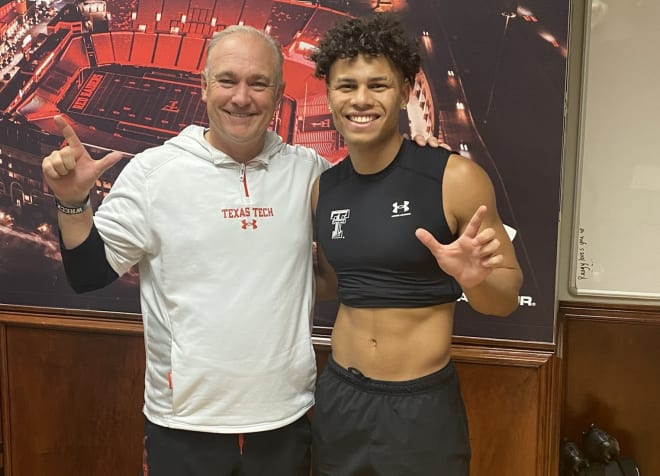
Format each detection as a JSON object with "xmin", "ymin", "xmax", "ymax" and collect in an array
[{"xmin": 392, "ymin": 201, "xmax": 411, "ymax": 217}]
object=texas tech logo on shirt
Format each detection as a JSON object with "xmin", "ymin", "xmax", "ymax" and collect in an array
[
  {"xmin": 220, "ymin": 207, "xmax": 273, "ymax": 230},
  {"xmin": 391, "ymin": 200, "xmax": 411, "ymax": 218},
  {"xmin": 330, "ymin": 209, "xmax": 350, "ymax": 239}
]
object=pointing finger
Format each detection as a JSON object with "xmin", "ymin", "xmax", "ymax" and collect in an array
[
  {"xmin": 54, "ymin": 115, "xmax": 83, "ymax": 149},
  {"xmin": 462, "ymin": 205, "xmax": 488, "ymax": 240}
]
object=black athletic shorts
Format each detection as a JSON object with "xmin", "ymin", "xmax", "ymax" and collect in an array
[
  {"xmin": 312, "ymin": 355, "xmax": 470, "ymax": 476},
  {"xmin": 142, "ymin": 414, "xmax": 310, "ymax": 476}
]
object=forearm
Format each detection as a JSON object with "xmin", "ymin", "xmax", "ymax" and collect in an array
[
  {"xmin": 314, "ymin": 267, "xmax": 338, "ymax": 301},
  {"xmin": 59, "ymin": 222, "xmax": 119, "ymax": 293},
  {"xmin": 463, "ymin": 267, "xmax": 523, "ymax": 317},
  {"xmin": 57, "ymin": 203, "xmax": 94, "ymax": 250}
]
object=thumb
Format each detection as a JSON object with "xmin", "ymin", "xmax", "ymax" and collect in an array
[
  {"xmin": 415, "ymin": 228, "xmax": 440, "ymax": 253},
  {"xmin": 94, "ymin": 150, "xmax": 126, "ymax": 175}
]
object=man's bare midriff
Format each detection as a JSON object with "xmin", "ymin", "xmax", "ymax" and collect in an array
[{"xmin": 331, "ymin": 302, "xmax": 456, "ymax": 381}]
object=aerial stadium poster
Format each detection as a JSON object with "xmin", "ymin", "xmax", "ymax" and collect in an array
[{"xmin": 0, "ymin": 0, "xmax": 568, "ymax": 343}]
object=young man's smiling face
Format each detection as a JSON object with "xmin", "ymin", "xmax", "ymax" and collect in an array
[
  {"xmin": 201, "ymin": 32, "xmax": 283, "ymax": 161},
  {"xmin": 327, "ymin": 54, "xmax": 410, "ymax": 153}
]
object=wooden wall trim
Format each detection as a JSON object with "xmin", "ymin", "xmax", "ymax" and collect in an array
[
  {"xmin": 540, "ymin": 348, "xmax": 563, "ymax": 476},
  {"xmin": 0, "ymin": 304, "xmax": 140, "ymax": 322},
  {"xmin": 453, "ymin": 335, "xmax": 556, "ymax": 352},
  {"xmin": 452, "ymin": 344, "xmax": 553, "ymax": 367},
  {"xmin": 0, "ymin": 323, "xmax": 11, "ymax": 473},
  {"xmin": 559, "ymin": 301, "xmax": 660, "ymax": 324},
  {"xmin": 0, "ymin": 311, "xmax": 143, "ymax": 335}
]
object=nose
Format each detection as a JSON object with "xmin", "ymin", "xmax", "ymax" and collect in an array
[
  {"xmin": 231, "ymin": 82, "xmax": 251, "ymax": 107},
  {"xmin": 350, "ymin": 85, "xmax": 372, "ymax": 107}
]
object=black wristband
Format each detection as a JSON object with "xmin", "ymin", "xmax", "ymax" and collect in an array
[{"xmin": 55, "ymin": 195, "xmax": 91, "ymax": 215}]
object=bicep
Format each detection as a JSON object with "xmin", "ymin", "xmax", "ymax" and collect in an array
[
  {"xmin": 442, "ymin": 154, "xmax": 498, "ymax": 230},
  {"xmin": 443, "ymin": 155, "xmax": 520, "ymax": 267}
]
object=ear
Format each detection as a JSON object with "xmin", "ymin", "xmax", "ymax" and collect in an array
[
  {"xmin": 401, "ymin": 78, "xmax": 412, "ymax": 107},
  {"xmin": 325, "ymin": 86, "xmax": 333, "ymax": 113},
  {"xmin": 200, "ymin": 72, "xmax": 208, "ymax": 103},
  {"xmin": 276, "ymin": 81, "xmax": 286, "ymax": 104}
]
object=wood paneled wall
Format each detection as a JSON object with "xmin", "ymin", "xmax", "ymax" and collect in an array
[
  {"xmin": 454, "ymin": 345, "xmax": 561, "ymax": 476},
  {"xmin": 0, "ymin": 312, "xmax": 145, "ymax": 476},
  {"xmin": 559, "ymin": 302, "xmax": 660, "ymax": 475},
  {"xmin": 0, "ymin": 310, "xmax": 561, "ymax": 476}
]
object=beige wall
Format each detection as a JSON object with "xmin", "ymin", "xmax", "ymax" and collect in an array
[{"xmin": 558, "ymin": 0, "xmax": 660, "ymax": 305}]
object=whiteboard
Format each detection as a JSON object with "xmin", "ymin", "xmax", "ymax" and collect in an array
[{"xmin": 570, "ymin": 0, "xmax": 660, "ymax": 299}]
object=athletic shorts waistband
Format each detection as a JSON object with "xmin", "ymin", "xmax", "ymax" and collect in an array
[{"xmin": 326, "ymin": 354, "xmax": 457, "ymax": 395}]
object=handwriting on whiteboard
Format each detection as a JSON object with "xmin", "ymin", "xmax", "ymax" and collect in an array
[{"xmin": 577, "ymin": 227, "xmax": 593, "ymax": 280}]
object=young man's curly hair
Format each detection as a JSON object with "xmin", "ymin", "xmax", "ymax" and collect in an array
[{"xmin": 310, "ymin": 13, "xmax": 421, "ymax": 85}]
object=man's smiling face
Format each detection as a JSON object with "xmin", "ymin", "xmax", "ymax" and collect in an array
[
  {"xmin": 327, "ymin": 54, "xmax": 409, "ymax": 152},
  {"xmin": 201, "ymin": 32, "xmax": 283, "ymax": 160}
]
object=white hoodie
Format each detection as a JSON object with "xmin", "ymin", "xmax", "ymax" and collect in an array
[{"xmin": 94, "ymin": 125, "xmax": 330, "ymax": 432}]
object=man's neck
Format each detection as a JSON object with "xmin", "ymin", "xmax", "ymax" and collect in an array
[
  {"xmin": 348, "ymin": 135, "xmax": 404, "ymax": 175},
  {"xmin": 204, "ymin": 130, "xmax": 265, "ymax": 164}
]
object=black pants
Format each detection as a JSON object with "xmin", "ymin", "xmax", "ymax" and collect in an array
[
  {"xmin": 142, "ymin": 415, "xmax": 310, "ymax": 476},
  {"xmin": 312, "ymin": 355, "xmax": 470, "ymax": 476}
]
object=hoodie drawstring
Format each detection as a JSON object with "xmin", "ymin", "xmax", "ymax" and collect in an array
[{"xmin": 238, "ymin": 433, "xmax": 245, "ymax": 455}]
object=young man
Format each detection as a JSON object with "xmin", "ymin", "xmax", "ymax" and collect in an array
[{"xmin": 310, "ymin": 13, "xmax": 523, "ymax": 475}]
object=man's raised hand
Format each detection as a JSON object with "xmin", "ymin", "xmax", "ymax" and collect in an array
[
  {"xmin": 415, "ymin": 205, "xmax": 504, "ymax": 290},
  {"xmin": 42, "ymin": 115, "xmax": 125, "ymax": 203}
]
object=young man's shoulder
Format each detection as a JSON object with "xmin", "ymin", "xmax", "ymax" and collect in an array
[
  {"xmin": 397, "ymin": 140, "xmax": 458, "ymax": 178},
  {"xmin": 402, "ymin": 139, "xmax": 454, "ymax": 161}
]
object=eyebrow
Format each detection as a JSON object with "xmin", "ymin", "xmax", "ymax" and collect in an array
[
  {"xmin": 333, "ymin": 75, "xmax": 393, "ymax": 84},
  {"xmin": 214, "ymin": 71, "xmax": 274, "ymax": 83}
]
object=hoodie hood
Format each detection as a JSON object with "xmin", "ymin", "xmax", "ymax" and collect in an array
[{"xmin": 164, "ymin": 125, "xmax": 285, "ymax": 168}]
